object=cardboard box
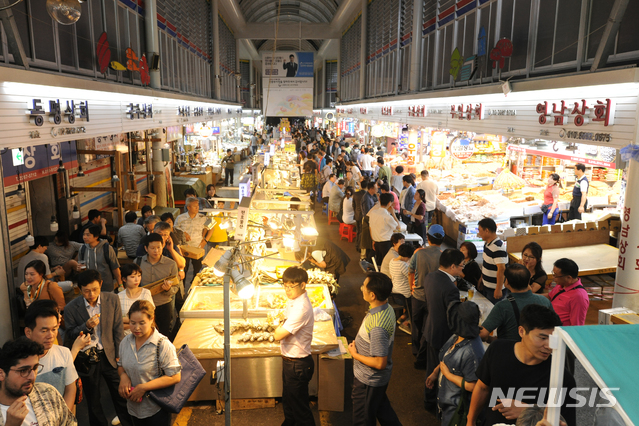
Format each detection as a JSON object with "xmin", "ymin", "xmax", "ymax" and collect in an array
[
  {"xmin": 599, "ymin": 307, "xmax": 635, "ymax": 325},
  {"xmin": 574, "ymin": 223, "xmax": 586, "ymax": 232},
  {"xmin": 124, "ymin": 201, "xmax": 139, "ymax": 211},
  {"xmin": 528, "ymin": 226, "xmax": 540, "ymax": 235},
  {"xmin": 179, "ymin": 245, "xmax": 205, "ymax": 260},
  {"xmin": 140, "ymin": 193, "xmax": 157, "ymax": 208},
  {"xmin": 124, "ymin": 190, "xmax": 141, "ymax": 203},
  {"xmin": 610, "ymin": 220, "xmax": 621, "ymax": 232},
  {"xmin": 101, "ymin": 207, "xmax": 119, "ymax": 227},
  {"xmin": 598, "ymin": 221, "xmax": 608, "ymax": 231},
  {"xmin": 562, "ymin": 223, "xmax": 574, "ymax": 232}
]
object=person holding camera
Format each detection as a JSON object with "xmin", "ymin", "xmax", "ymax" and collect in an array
[{"xmin": 64, "ymin": 269, "xmax": 133, "ymax": 426}]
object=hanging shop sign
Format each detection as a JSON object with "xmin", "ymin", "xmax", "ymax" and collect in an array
[
  {"xmin": 450, "ymin": 138, "xmax": 475, "ymax": 160},
  {"xmin": 506, "ymin": 144, "xmax": 616, "ymax": 168},
  {"xmin": 381, "ymin": 106, "xmax": 393, "ymax": 116},
  {"xmin": 450, "ymin": 103, "xmax": 485, "ymax": 120},
  {"xmin": 0, "ymin": 77, "xmax": 241, "ymax": 148},
  {"xmin": 238, "ymin": 179, "xmax": 252, "ymax": 201},
  {"xmin": 2, "ymin": 142, "xmax": 78, "ymax": 186},
  {"xmin": 408, "ymin": 105, "xmax": 426, "ymax": 117},
  {"xmin": 430, "ymin": 132, "xmax": 447, "ymax": 158},
  {"xmin": 536, "ymin": 99, "xmax": 615, "ymax": 127},
  {"xmin": 360, "ymin": 107, "xmax": 368, "ymax": 115},
  {"xmin": 407, "ymin": 131, "xmax": 418, "ymax": 166}
]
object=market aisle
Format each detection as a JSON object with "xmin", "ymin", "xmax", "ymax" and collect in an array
[{"xmin": 183, "ymin": 206, "xmax": 440, "ymax": 425}]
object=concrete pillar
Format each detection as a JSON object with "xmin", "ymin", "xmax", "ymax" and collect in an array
[
  {"xmin": 613, "ymin": 153, "xmax": 639, "ymax": 311},
  {"xmin": 144, "ymin": 0, "xmax": 161, "ymax": 89},
  {"xmin": 410, "ymin": 0, "xmax": 423, "ymax": 92},
  {"xmin": 152, "ymin": 139, "xmax": 167, "ymax": 208},
  {"xmin": 212, "ymin": 0, "xmax": 221, "ymax": 100},
  {"xmin": 236, "ymin": 38, "xmax": 241, "ymax": 104},
  {"xmin": 0, "ymin": 156, "xmax": 17, "ymax": 343},
  {"xmin": 249, "ymin": 59, "xmax": 255, "ymax": 108},
  {"xmin": 359, "ymin": 0, "xmax": 367, "ymax": 100},
  {"xmin": 336, "ymin": 41, "xmax": 341, "ymax": 102}
]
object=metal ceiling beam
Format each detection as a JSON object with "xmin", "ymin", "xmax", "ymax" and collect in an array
[
  {"xmin": 236, "ymin": 22, "xmax": 340, "ymax": 39},
  {"xmin": 591, "ymin": 0, "xmax": 630, "ymax": 73},
  {"xmin": 0, "ymin": 0, "xmax": 29, "ymax": 69},
  {"xmin": 241, "ymin": 0, "xmax": 336, "ymax": 23}
]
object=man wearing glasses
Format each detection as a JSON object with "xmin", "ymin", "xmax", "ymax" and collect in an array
[
  {"xmin": 548, "ymin": 258, "xmax": 589, "ymax": 327},
  {"xmin": 0, "ymin": 337, "xmax": 76, "ymax": 426},
  {"xmin": 273, "ymin": 267, "xmax": 315, "ymax": 426}
]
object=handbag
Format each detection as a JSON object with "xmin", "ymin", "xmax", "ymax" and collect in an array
[
  {"xmin": 541, "ymin": 203, "xmax": 551, "ymax": 214},
  {"xmin": 448, "ymin": 378, "xmax": 470, "ymax": 426},
  {"xmin": 148, "ymin": 338, "xmax": 206, "ymax": 414}
]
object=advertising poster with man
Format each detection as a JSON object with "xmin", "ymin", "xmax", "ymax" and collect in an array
[{"xmin": 262, "ymin": 51, "xmax": 314, "ymax": 117}]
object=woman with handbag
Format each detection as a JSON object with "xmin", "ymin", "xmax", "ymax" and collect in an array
[
  {"xmin": 118, "ymin": 300, "xmax": 181, "ymax": 426},
  {"xmin": 426, "ymin": 300, "xmax": 485, "ymax": 426},
  {"xmin": 542, "ymin": 173, "xmax": 561, "ymax": 225},
  {"xmin": 404, "ymin": 189, "xmax": 427, "ymax": 244},
  {"xmin": 20, "ymin": 259, "xmax": 66, "ymax": 311}
]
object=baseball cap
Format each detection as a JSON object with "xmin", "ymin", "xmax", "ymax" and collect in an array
[{"xmin": 427, "ymin": 224, "xmax": 445, "ymax": 238}]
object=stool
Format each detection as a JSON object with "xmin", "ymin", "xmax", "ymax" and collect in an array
[
  {"xmin": 328, "ymin": 211, "xmax": 340, "ymax": 225},
  {"xmin": 339, "ymin": 223, "xmax": 356, "ymax": 242},
  {"xmin": 322, "ymin": 202, "xmax": 328, "ymax": 215}
]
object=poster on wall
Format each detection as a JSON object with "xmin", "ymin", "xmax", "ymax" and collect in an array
[{"xmin": 2, "ymin": 142, "xmax": 78, "ymax": 186}]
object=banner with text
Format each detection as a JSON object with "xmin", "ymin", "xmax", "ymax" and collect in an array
[{"xmin": 263, "ymin": 78, "xmax": 313, "ymax": 117}]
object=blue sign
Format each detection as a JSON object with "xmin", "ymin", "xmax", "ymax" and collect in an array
[
  {"xmin": 295, "ymin": 52, "xmax": 315, "ymax": 78},
  {"xmin": 212, "ymin": 127, "xmax": 220, "ymax": 134}
]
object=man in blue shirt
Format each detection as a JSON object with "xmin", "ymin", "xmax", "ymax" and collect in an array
[{"xmin": 348, "ymin": 272, "xmax": 401, "ymax": 426}]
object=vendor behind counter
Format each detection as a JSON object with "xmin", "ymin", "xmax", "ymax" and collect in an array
[{"xmin": 296, "ymin": 238, "xmax": 350, "ymax": 281}]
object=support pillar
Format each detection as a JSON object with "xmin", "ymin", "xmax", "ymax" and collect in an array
[
  {"xmin": 359, "ymin": 0, "xmax": 367, "ymax": 100},
  {"xmin": 410, "ymin": 0, "xmax": 423, "ymax": 92},
  {"xmin": 249, "ymin": 59, "xmax": 255, "ymax": 109},
  {"xmin": 144, "ymin": 0, "xmax": 161, "ymax": 89},
  {"xmin": 236, "ymin": 38, "xmax": 241, "ymax": 104},
  {"xmin": 336, "ymin": 41, "xmax": 341, "ymax": 102},
  {"xmin": 212, "ymin": 0, "xmax": 221, "ymax": 100},
  {"xmin": 152, "ymin": 139, "xmax": 167, "ymax": 208},
  {"xmin": 613, "ymin": 150, "xmax": 639, "ymax": 311}
]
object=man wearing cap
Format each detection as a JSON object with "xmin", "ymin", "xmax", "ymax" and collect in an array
[{"xmin": 408, "ymin": 224, "xmax": 445, "ymax": 370}]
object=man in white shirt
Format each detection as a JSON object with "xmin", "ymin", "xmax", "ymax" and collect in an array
[
  {"xmin": 274, "ymin": 267, "xmax": 315, "ymax": 426},
  {"xmin": 367, "ymin": 193, "xmax": 401, "ymax": 266},
  {"xmin": 24, "ymin": 300, "xmax": 89, "ymax": 411},
  {"xmin": 174, "ymin": 197, "xmax": 214, "ymax": 287},
  {"xmin": 417, "ymin": 170, "xmax": 439, "ymax": 224},
  {"xmin": 358, "ymin": 148, "xmax": 374, "ymax": 179}
]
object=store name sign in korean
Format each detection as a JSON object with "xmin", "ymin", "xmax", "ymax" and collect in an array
[
  {"xmin": 450, "ymin": 138, "xmax": 475, "ymax": 160},
  {"xmin": 536, "ymin": 99, "xmax": 615, "ymax": 127},
  {"xmin": 28, "ymin": 99, "xmax": 90, "ymax": 126},
  {"xmin": 450, "ymin": 103, "xmax": 485, "ymax": 120}
]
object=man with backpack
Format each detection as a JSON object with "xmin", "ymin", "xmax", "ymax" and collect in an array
[
  {"xmin": 479, "ymin": 264, "xmax": 553, "ymax": 342},
  {"xmin": 77, "ymin": 225, "xmax": 121, "ymax": 292}
]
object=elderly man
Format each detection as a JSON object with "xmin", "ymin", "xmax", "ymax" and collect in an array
[
  {"xmin": 322, "ymin": 174, "xmax": 337, "ymax": 204},
  {"xmin": 174, "ymin": 197, "xmax": 213, "ymax": 290},
  {"xmin": 328, "ymin": 179, "xmax": 345, "ymax": 216}
]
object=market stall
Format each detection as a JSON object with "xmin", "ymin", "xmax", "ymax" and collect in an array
[{"xmin": 547, "ymin": 325, "xmax": 638, "ymax": 425}]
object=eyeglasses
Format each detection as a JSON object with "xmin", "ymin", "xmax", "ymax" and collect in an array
[
  {"xmin": 523, "ymin": 254, "xmax": 536, "ymax": 260},
  {"xmin": 281, "ymin": 283, "xmax": 301, "ymax": 290},
  {"xmin": 11, "ymin": 364, "xmax": 43, "ymax": 378}
]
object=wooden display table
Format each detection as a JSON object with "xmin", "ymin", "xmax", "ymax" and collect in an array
[{"xmin": 509, "ymin": 244, "xmax": 618, "ymax": 279}]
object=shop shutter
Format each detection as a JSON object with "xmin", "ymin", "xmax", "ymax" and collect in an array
[{"xmin": 340, "ymin": 16, "xmax": 361, "ymax": 101}]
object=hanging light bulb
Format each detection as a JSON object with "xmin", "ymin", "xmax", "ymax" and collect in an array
[
  {"xmin": 77, "ymin": 165, "xmax": 85, "ymax": 177},
  {"xmin": 46, "ymin": 0, "xmax": 82, "ymax": 25},
  {"xmin": 72, "ymin": 205, "xmax": 80, "ymax": 219},
  {"xmin": 25, "ymin": 233, "xmax": 35, "ymax": 246},
  {"xmin": 112, "ymin": 173, "xmax": 120, "ymax": 183},
  {"xmin": 149, "ymin": 174, "xmax": 155, "ymax": 182},
  {"xmin": 57, "ymin": 159, "xmax": 65, "ymax": 172},
  {"xmin": 16, "ymin": 183, "xmax": 25, "ymax": 200},
  {"xmin": 50, "ymin": 216, "xmax": 59, "ymax": 232}
]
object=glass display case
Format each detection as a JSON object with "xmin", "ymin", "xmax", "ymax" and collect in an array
[{"xmin": 180, "ymin": 284, "xmax": 333, "ymax": 319}]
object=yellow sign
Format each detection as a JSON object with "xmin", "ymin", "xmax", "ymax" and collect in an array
[{"xmin": 430, "ymin": 132, "xmax": 447, "ymax": 158}]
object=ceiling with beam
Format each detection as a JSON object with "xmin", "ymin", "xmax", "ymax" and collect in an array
[
  {"xmin": 238, "ymin": 0, "xmax": 342, "ymax": 23},
  {"xmin": 237, "ymin": 0, "xmax": 342, "ymax": 51}
]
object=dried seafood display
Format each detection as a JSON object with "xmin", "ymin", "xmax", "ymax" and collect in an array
[{"xmin": 211, "ymin": 320, "xmax": 277, "ymax": 344}]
